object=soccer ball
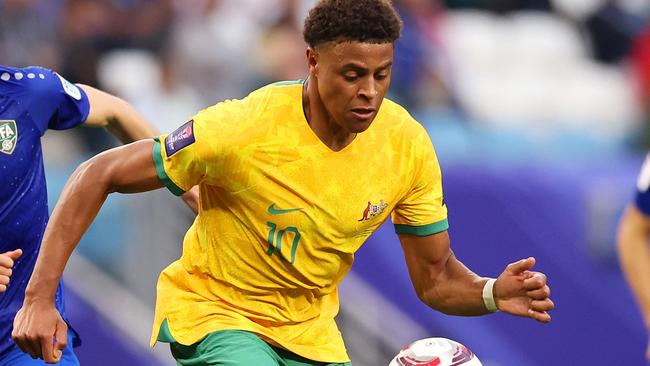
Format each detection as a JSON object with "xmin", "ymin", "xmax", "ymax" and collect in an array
[{"xmin": 389, "ymin": 337, "xmax": 483, "ymax": 366}]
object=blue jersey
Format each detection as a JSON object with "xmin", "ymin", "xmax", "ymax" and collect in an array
[
  {"xmin": 636, "ymin": 154, "xmax": 650, "ymax": 216},
  {"xmin": 0, "ymin": 66, "xmax": 89, "ymax": 356},
  {"xmin": 635, "ymin": 154, "xmax": 650, "ymax": 216}
]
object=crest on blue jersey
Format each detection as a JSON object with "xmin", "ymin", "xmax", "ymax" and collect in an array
[
  {"xmin": 165, "ymin": 120, "xmax": 195, "ymax": 157},
  {"xmin": 0, "ymin": 120, "xmax": 17, "ymax": 155}
]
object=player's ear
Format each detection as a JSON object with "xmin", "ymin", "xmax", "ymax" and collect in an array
[{"xmin": 306, "ymin": 47, "xmax": 318, "ymax": 75}]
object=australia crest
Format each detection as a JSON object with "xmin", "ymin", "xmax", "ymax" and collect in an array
[
  {"xmin": 0, "ymin": 120, "xmax": 17, "ymax": 155},
  {"xmin": 358, "ymin": 199, "xmax": 388, "ymax": 221}
]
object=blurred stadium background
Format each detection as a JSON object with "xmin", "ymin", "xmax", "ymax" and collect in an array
[{"xmin": 3, "ymin": 0, "xmax": 650, "ymax": 364}]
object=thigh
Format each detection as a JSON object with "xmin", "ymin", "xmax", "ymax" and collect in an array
[
  {"xmin": 273, "ymin": 346, "xmax": 352, "ymax": 366},
  {"xmin": 282, "ymin": 358, "xmax": 352, "ymax": 366},
  {"xmin": 301, "ymin": 362, "xmax": 351, "ymax": 366},
  {"xmin": 170, "ymin": 330, "xmax": 280, "ymax": 366}
]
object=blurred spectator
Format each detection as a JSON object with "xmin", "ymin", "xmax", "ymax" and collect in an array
[
  {"xmin": 59, "ymin": 0, "xmax": 174, "ymax": 85},
  {"xmin": 0, "ymin": 0, "xmax": 61, "ymax": 68},
  {"xmin": 59, "ymin": 0, "xmax": 176, "ymax": 153},
  {"xmin": 630, "ymin": 23, "xmax": 650, "ymax": 148},
  {"xmin": 443, "ymin": 0, "xmax": 553, "ymax": 13},
  {"xmin": 256, "ymin": 0, "xmax": 309, "ymax": 83},
  {"xmin": 97, "ymin": 49, "xmax": 202, "ymax": 133},
  {"xmin": 583, "ymin": 0, "xmax": 647, "ymax": 64},
  {"xmin": 171, "ymin": 0, "xmax": 267, "ymax": 103},
  {"xmin": 59, "ymin": 0, "xmax": 114, "ymax": 86},
  {"xmin": 392, "ymin": 0, "xmax": 456, "ymax": 112},
  {"xmin": 117, "ymin": 0, "xmax": 175, "ymax": 52}
]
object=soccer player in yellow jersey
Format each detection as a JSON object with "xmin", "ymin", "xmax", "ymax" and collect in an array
[{"xmin": 13, "ymin": 0, "xmax": 554, "ymax": 365}]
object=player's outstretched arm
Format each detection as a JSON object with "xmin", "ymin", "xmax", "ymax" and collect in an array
[
  {"xmin": 400, "ymin": 231, "xmax": 486, "ymax": 316},
  {"xmin": 399, "ymin": 231, "xmax": 553, "ymax": 322},
  {"xmin": 78, "ymin": 84, "xmax": 199, "ymax": 213},
  {"xmin": 79, "ymin": 84, "xmax": 158, "ymax": 144},
  {"xmin": 0, "ymin": 249, "xmax": 22, "ymax": 292},
  {"xmin": 617, "ymin": 204, "xmax": 650, "ymax": 360},
  {"xmin": 12, "ymin": 139, "xmax": 163, "ymax": 363}
]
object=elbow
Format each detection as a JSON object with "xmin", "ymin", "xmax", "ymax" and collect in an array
[
  {"xmin": 414, "ymin": 285, "xmax": 429, "ymax": 304},
  {"xmin": 103, "ymin": 97, "xmax": 128, "ymax": 129},
  {"xmin": 414, "ymin": 284, "xmax": 453, "ymax": 315},
  {"xmin": 79, "ymin": 84, "xmax": 123, "ymax": 128},
  {"xmin": 72, "ymin": 154, "xmax": 117, "ymax": 194}
]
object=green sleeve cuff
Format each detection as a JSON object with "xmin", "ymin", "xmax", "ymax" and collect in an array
[
  {"xmin": 152, "ymin": 137, "xmax": 185, "ymax": 196},
  {"xmin": 394, "ymin": 218, "xmax": 449, "ymax": 236}
]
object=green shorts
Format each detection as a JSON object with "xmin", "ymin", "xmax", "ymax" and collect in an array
[{"xmin": 168, "ymin": 329, "xmax": 352, "ymax": 366}]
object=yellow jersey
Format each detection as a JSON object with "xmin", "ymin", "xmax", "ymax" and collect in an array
[{"xmin": 150, "ymin": 80, "xmax": 448, "ymax": 363}]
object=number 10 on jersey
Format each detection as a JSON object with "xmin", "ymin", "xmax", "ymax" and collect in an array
[{"xmin": 266, "ymin": 222, "xmax": 302, "ymax": 264}]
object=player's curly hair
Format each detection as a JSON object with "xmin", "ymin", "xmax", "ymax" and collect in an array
[{"xmin": 303, "ymin": 0, "xmax": 402, "ymax": 47}]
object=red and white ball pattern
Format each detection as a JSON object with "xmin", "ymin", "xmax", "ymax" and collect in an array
[{"xmin": 389, "ymin": 338, "xmax": 483, "ymax": 366}]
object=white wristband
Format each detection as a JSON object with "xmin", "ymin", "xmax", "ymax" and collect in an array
[{"xmin": 482, "ymin": 278, "xmax": 498, "ymax": 313}]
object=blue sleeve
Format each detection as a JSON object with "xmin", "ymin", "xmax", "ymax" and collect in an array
[
  {"xmin": 635, "ymin": 154, "xmax": 650, "ymax": 216},
  {"xmin": 636, "ymin": 190, "xmax": 650, "ymax": 216},
  {"xmin": 18, "ymin": 67, "xmax": 90, "ymax": 132}
]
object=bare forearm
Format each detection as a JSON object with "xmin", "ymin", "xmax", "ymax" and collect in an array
[
  {"xmin": 414, "ymin": 251, "xmax": 489, "ymax": 316},
  {"xmin": 79, "ymin": 84, "xmax": 159, "ymax": 144},
  {"xmin": 25, "ymin": 140, "xmax": 162, "ymax": 301},
  {"xmin": 105, "ymin": 98, "xmax": 158, "ymax": 143},
  {"xmin": 25, "ymin": 160, "xmax": 111, "ymax": 301},
  {"xmin": 401, "ymin": 230, "xmax": 552, "ymax": 321},
  {"xmin": 618, "ymin": 206, "xmax": 650, "ymax": 326}
]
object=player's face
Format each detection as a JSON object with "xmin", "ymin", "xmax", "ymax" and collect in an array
[{"xmin": 309, "ymin": 41, "xmax": 393, "ymax": 133}]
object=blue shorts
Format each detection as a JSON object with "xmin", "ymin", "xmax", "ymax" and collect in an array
[{"xmin": 0, "ymin": 333, "xmax": 78, "ymax": 366}]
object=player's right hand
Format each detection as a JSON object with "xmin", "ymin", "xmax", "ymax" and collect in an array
[
  {"xmin": 493, "ymin": 257, "xmax": 554, "ymax": 323},
  {"xmin": 12, "ymin": 298, "xmax": 68, "ymax": 364},
  {"xmin": 0, "ymin": 249, "xmax": 22, "ymax": 292}
]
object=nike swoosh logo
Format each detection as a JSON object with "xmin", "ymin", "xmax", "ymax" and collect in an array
[{"xmin": 268, "ymin": 203, "xmax": 303, "ymax": 215}]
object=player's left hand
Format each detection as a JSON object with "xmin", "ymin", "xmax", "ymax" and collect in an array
[{"xmin": 493, "ymin": 257, "xmax": 554, "ymax": 323}]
